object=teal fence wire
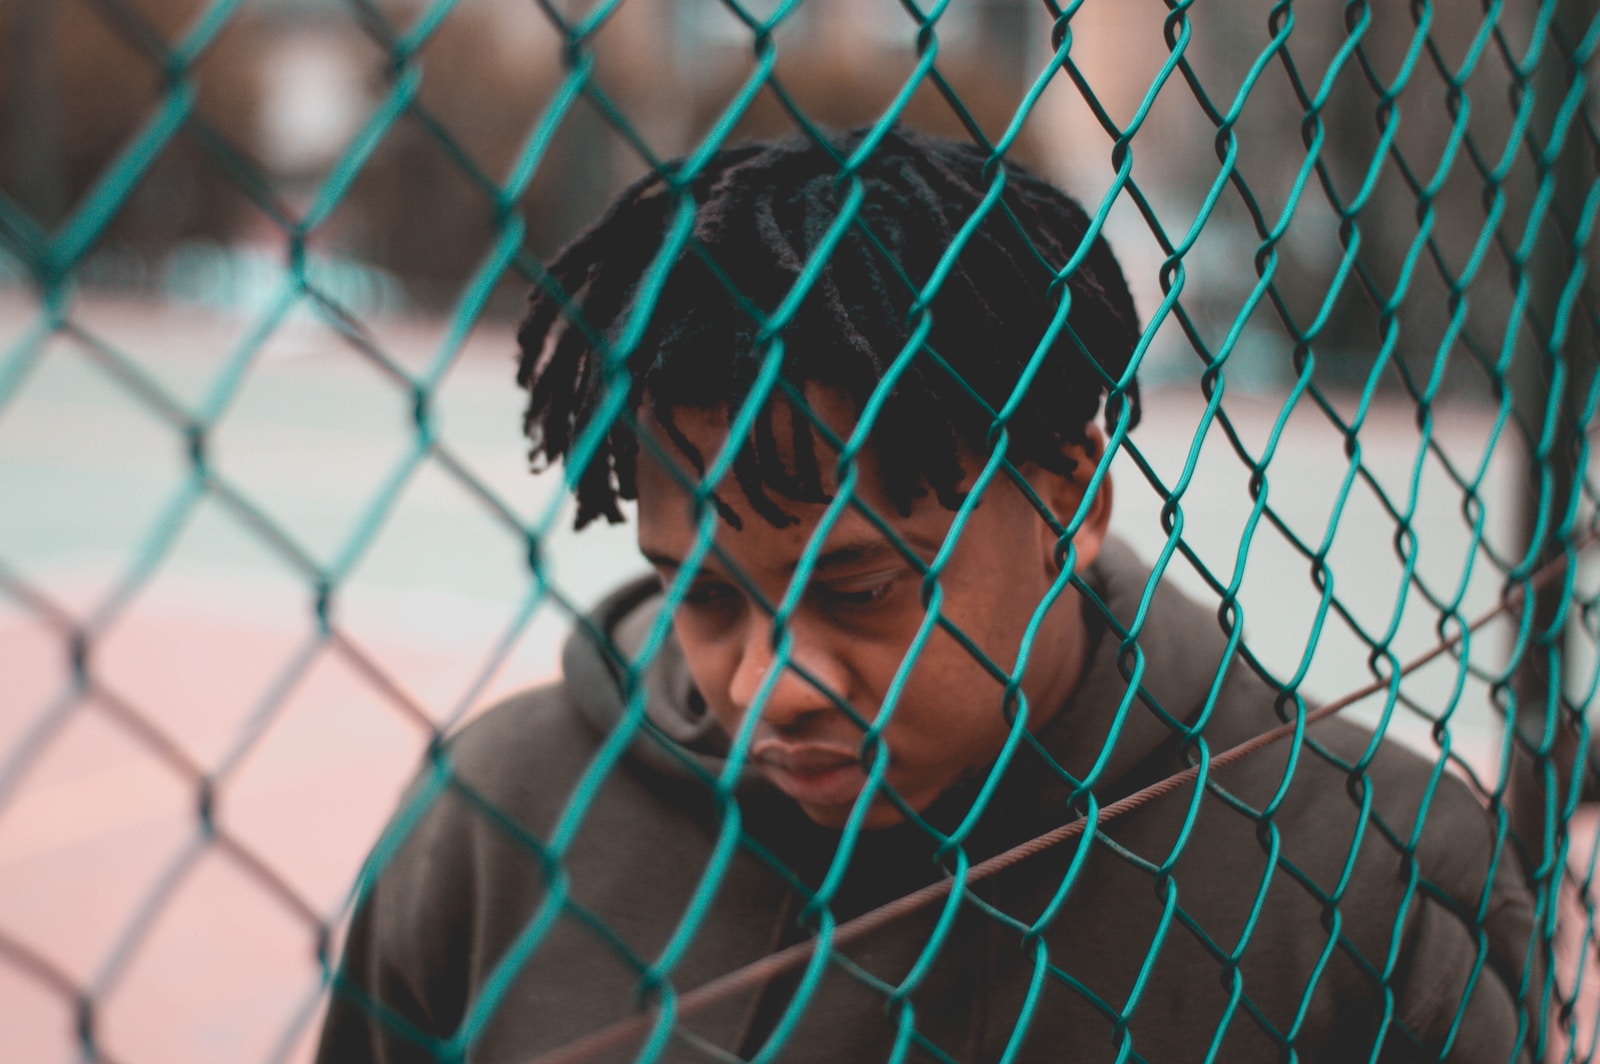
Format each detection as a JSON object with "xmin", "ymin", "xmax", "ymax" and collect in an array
[{"xmin": 1, "ymin": 0, "xmax": 1599, "ymax": 1061}]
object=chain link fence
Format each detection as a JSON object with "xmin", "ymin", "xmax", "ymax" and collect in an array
[{"xmin": 2, "ymin": 0, "xmax": 1599, "ymax": 1060}]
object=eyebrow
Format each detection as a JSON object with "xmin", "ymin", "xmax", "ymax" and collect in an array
[{"xmin": 639, "ymin": 537, "xmax": 906, "ymax": 577}]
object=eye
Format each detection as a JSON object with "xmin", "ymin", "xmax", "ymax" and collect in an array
[
  {"xmin": 813, "ymin": 573, "xmax": 900, "ymax": 610},
  {"xmin": 650, "ymin": 565, "xmax": 739, "ymax": 612},
  {"xmin": 679, "ymin": 578, "xmax": 736, "ymax": 608}
]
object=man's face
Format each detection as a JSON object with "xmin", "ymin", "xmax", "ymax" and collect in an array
[{"xmin": 633, "ymin": 391, "xmax": 1108, "ymax": 830}]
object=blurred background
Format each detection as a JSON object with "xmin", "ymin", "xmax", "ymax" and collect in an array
[{"xmin": 1, "ymin": 0, "xmax": 1596, "ymax": 1061}]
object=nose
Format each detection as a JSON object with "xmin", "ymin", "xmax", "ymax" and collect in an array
[{"xmin": 728, "ymin": 614, "xmax": 846, "ymax": 735}]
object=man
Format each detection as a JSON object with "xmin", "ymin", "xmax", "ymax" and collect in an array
[{"xmin": 317, "ymin": 129, "xmax": 1540, "ymax": 1062}]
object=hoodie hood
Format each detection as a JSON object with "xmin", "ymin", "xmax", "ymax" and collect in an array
[
  {"xmin": 1025, "ymin": 535, "xmax": 1235, "ymax": 795},
  {"xmin": 561, "ymin": 574, "xmax": 748, "ymax": 786},
  {"xmin": 561, "ymin": 536, "xmax": 1235, "ymax": 811}
]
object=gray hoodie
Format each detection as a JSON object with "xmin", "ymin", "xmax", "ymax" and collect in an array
[{"xmin": 317, "ymin": 539, "xmax": 1539, "ymax": 1063}]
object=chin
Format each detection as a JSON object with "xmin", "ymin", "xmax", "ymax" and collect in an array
[{"xmin": 797, "ymin": 798, "xmax": 908, "ymax": 832}]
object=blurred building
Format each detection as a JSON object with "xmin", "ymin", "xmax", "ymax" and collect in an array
[{"xmin": 0, "ymin": 0, "xmax": 1546, "ymax": 400}]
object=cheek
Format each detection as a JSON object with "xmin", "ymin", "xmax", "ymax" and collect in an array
[
  {"xmin": 927, "ymin": 582, "xmax": 1030, "ymax": 680},
  {"xmin": 955, "ymin": 537, "xmax": 1053, "ymax": 654},
  {"xmin": 894, "ymin": 632, "xmax": 1010, "ymax": 745},
  {"xmin": 673, "ymin": 623, "xmax": 740, "ymax": 721}
]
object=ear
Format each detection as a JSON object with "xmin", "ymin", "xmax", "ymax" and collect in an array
[{"xmin": 1028, "ymin": 423, "xmax": 1113, "ymax": 575}]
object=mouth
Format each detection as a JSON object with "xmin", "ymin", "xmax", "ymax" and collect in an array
[{"xmin": 752, "ymin": 741, "xmax": 869, "ymax": 811}]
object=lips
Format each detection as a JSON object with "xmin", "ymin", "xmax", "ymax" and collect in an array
[{"xmin": 752, "ymin": 741, "xmax": 868, "ymax": 810}]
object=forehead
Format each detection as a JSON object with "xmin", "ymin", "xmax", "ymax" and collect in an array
[
  {"xmin": 631, "ymin": 396, "xmax": 941, "ymax": 561},
  {"xmin": 628, "ymin": 407, "xmax": 1068, "ymax": 607},
  {"xmin": 632, "ymin": 386, "xmax": 861, "ymax": 508},
  {"xmin": 635, "ymin": 398, "xmax": 844, "ymax": 527},
  {"xmin": 641, "ymin": 386, "xmax": 856, "ymax": 474}
]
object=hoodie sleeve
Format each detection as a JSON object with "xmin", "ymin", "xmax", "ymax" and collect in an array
[
  {"xmin": 315, "ymin": 770, "xmax": 476, "ymax": 1064},
  {"xmin": 311, "ymin": 682, "xmax": 583, "ymax": 1064},
  {"xmin": 312, "ymin": 679, "xmax": 643, "ymax": 1064},
  {"xmin": 315, "ymin": 885, "xmax": 451, "ymax": 1064},
  {"xmin": 1390, "ymin": 777, "xmax": 1543, "ymax": 1063}
]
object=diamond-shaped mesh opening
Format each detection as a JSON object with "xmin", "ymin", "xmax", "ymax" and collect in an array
[
  {"xmin": 0, "ymin": 331, "xmax": 192, "ymax": 592},
  {"xmin": 0, "ymin": 699, "xmax": 196, "ymax": 983},
  {"xmin": 337, "ymin": 455, "xmax": 543, "ymax": 706},
  {"xmin": 217, "ymin": 646, "xmax": 428, "ymax": 908},
  {"xmin": 86, "ymin": 506, "xmax": 316, "ymax": 769},
  {"xmin": 203, "ymin": 321, "xmax": 421, "ymax": 566},
  {"xmin": 96, "ymin": 845, "xmax": 321, "ymax": 1064}
]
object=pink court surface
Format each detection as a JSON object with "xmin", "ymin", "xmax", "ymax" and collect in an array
[{"xmin": 1, "ymin": 290, "xmax": 1597, "ymax": 1061}]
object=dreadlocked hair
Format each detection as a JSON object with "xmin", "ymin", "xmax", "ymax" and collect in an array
[{"xmin": 517, "ymin": 126, "xmax": 1142, "ymax": 529}]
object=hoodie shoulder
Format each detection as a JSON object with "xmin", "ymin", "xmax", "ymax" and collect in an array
[
  {"xmin": 318, "ymin": 681, "xmax": 592, "ymax": 1060},
  {"xmin": 438, "ymin": 681, "xmax": 604, "ymax": 835}
]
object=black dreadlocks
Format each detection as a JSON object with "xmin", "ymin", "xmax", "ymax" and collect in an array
[{"xmin": 516, "ymin": 126, "xmax": 1142, "ymax": 529}]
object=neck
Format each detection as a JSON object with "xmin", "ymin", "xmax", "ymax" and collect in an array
[{"xmin": 1027, "ymin": 588, "xmax": 1098, "ymax": 738}]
